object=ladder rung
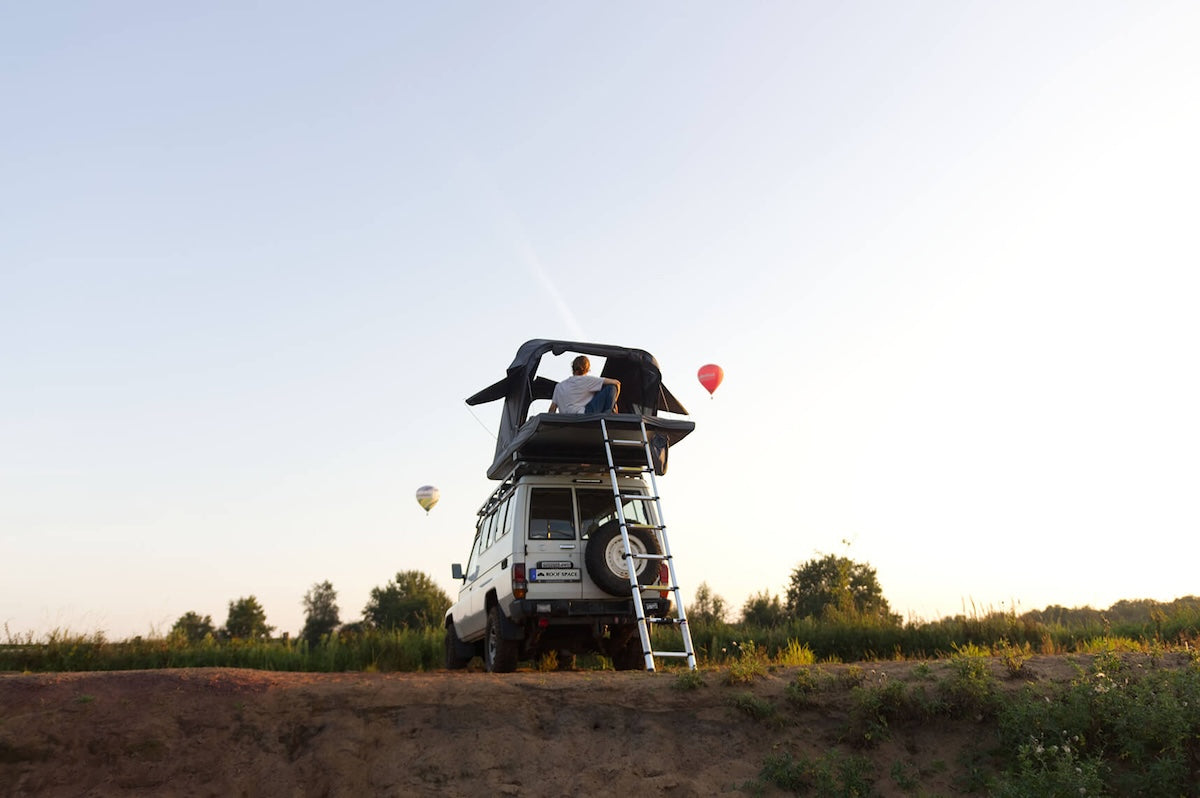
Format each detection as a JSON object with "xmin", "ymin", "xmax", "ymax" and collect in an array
[
  {"xmin": 618, "ymin": 494, "xmax": 657, "ymax": 501},
  {"xmin": 642, "ymin": 584, "xmax": 676, "ymax": 591},
  {"xmin": 650, "ymin": 650, "xmax": 691, "ymax": 658},
  {"xmin": 626, "ymin": 552, "xmax": 669, "ymax": 560},
  {"xmin": 647, "ymin": 617, "xmax": 683, "ymax": 625},
  {"xmin": 607, "ymin": 439, "xmax": 645, "ymax": 447},
  {"xmin": 625, "ymin": 523, "xmax": 664, "ymax": 532}
]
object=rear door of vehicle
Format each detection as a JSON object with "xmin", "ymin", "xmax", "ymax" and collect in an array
[
  {"xmin": 524, "ymin": 485, "xmax": 583, "ymax": 599},
  {"xmin": 577, "ymin": 481, "xmax": 655, "ymax": 596}
]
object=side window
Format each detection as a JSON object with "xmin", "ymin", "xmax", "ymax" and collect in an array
[
  {"xmin": 483, "ymin": 510, "xmax": 498, "ymax": 549},
  {"xmin": 527, "ymin": 488, "xmax": 576, "ymax": 540},
  {"xmin": 496, "ymin": 496, "xmax": 513, "ymax": 542},
  {"xmin": 465, "ymin": 530, "xmax": 483, "ymax": 578}
]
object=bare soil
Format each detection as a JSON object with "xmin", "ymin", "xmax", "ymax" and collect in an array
[{"xmin": 0, "ymin": 654, "xmax": 1162, "ymax": 797}]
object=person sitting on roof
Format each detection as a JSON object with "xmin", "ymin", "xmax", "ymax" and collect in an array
[{"xmin": 548, "ymin": 355, "xmax": 621, "ymax": 414}]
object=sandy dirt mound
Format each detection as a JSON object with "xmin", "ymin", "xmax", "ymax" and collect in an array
[{"xmin": 0, "ymin": 655, "xmax": 1142, "ymax": 797}]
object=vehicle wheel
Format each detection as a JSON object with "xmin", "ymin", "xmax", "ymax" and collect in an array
[
  {"xmin": 585, "ymin": 520, "xmax": 663, "ymax": 596},
  {"xmin": 612, "ymin": 632, "xmax": 648, "ymax": 671},
  {"xmin": 444, "ymin": 621, "xmax": 472, "ymax": 670},
  {"xmin": 485, "ymin": 605, "xmax": 519, "ymax": 673}
]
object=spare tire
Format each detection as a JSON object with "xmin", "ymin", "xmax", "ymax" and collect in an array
[{"xmin": 585, "ymin": 520, "xmax": 663, "ymax": 596}]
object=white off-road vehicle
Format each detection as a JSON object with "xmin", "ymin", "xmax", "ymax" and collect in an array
[{"xmin": 444, "ymin": 340, "xmax": 697, "ymax": 672}]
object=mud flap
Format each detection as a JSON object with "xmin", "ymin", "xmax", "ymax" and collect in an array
[
  {"xmin": 449, "ymin": 627, "xmax": 476, "ymax": 661},
  {"xmin": 497, "ymin": 605, "xmax": 526, "ymax": 641}
]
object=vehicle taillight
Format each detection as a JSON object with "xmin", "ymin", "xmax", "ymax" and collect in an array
[
  {"xmin": 658, "ymin": 563, "xmax": 670, "ymax": 599},
  {"xmin": 512, "ymin": 562, "xmax": 527, "ymax": 599}
]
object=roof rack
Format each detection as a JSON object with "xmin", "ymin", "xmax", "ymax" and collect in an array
[{"xmin": 479, "ymin": 459, "xmax": 644, "ymax": 516}]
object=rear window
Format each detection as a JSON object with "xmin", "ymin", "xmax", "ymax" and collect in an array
[
  {"xmin": 577, "ymin": 488, "xmax": 651, "ymax": 538},
  {"xmin": 527, "ymin": 488, "xmax": 576, "ymax": 540},
  {"xmin": 577, "ymin": 489, "xmax": 618, "ymax": 538}
]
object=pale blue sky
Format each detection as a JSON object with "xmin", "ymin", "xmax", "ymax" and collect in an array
[{"xmin": 3, "ymin": 3, "xmax": 1198, "ymax": 639}]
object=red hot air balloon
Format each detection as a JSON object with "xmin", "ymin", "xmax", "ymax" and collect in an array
[{"xmin": 697, "ymin": 364, "xmax": 724, "ymax": 396}]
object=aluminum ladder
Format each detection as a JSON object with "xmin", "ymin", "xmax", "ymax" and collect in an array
[{"xmin": 600, "ymin": 417, "xmax": 697, "ymax": 672}]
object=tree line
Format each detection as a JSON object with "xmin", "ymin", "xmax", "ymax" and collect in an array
[
  {"xmin": 169, "ymin": 570, "xmax": 451, "ymax": 648},
  {"xmin": 690, "ymin": 552, "xmax": 1200, "ymax": 630},
  {"xmin": 169, "ymin": 553, "xmax": 882, "ymax": 649},
  {"xmin": 171, "ymin": 553, "xmax": 1200, "ymax": 650}
]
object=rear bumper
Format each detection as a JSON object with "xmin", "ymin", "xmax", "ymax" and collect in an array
[{"xmin": 509, "ymin": 596, "xmax": 671, "ymax": 624}]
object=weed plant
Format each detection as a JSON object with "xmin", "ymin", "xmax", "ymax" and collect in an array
[
  {"xmin": 729, "ymin": 691, "xmax": 778, "ymax": 723},
  {"xmin": 845, "ymin": 678, "xmax": 942, "ymax": 748},
  {"xmin": 941, "ymin": 643, "xmax": 999, "ymax": 719},
  {"xmin": 992, "ymin": 650, "xmax": 1200, "ymax": 796},
  {"xmin": 724, "ymin": 640, "xmax": 769, "ymax": 684},
  {"xmin": 785, "ymin": 667, "xmax": 823, "ymax": 706},
  {"xmin": 755, "ymin": 751, "xmax": 874, "ymax": 796}
]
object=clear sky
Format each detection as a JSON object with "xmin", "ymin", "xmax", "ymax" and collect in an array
[{"xmin": 3, "ymin": 3, "xmax": 1198, "ymax": 640}]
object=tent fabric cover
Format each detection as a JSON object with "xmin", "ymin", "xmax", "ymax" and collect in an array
[{"xmin": 466, "ymin": 339, "xmax": 693, "ymax": 479}]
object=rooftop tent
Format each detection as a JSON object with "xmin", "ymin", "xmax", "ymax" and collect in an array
[{"xmin": 466, "ymin": 339, "xmax": 694, "ymax": 479}]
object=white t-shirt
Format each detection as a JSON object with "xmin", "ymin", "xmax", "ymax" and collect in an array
[{"xmin": 552, "ymin": 374, "xmax": 605, "ymax": 414}]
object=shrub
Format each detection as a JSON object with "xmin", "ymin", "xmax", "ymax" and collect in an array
[
  {"xmin": 724, "ymin": 641, "xmax": 768, "ymax": 685},
  {"xmin": 758, "ymin": 751, "xmax": 875, "ymax": 796}
]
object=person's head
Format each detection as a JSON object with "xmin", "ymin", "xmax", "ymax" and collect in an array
[{"xmin": 571, "ymin": 355, "xmax": 590, "ymax": 375}]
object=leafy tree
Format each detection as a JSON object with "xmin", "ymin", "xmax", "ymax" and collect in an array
[
  {"xmin": 741, "ymin": 590, "xmax": 786, "ymax": 628},
  {"xmin": 687, "ymin": 581, "xmax": 728, "ymax": 625},
  {"xmin": 785, "ymin": 554, "xmax": 897, "ymax": 622},
  {"xmin": 170, "ymin": 611, "xmax": 215, "ymax": 643},
  {"xmin": 1020, "ymin": 604, "xmax": 1103, "ymax": 628},
  {"xmin": 301, "ymin": 580, "xmax": 340, "ymax": 647},
  {"xmin": 222, "ymin": 595, "xmax": 274, "ymax": 640},
  {"xmin": 362, "ymin": 570, "xmax": 451, "ymax": 630}
]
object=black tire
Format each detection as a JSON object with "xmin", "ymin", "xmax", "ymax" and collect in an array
[
  {"xmin": 444, "ymin": 621, "xmax": 472, "ymax": 670},
  {"xmin": 612, "ymin": 630, "xmax": 648, "ymax": 671},
  {"xmin": 485, "ymin": 605, "xmax": 519, "ymax": 673},
  {"xmin": 586, "ymin": 520, "xmax": 663, "ymax": 596}
]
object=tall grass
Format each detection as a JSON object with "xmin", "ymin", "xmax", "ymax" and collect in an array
[
  {"xmin": 4, "ymin": 602, "xmax": 1198, "ymax": 673},
  {"xmin": 0, "ymin": 627, "xmax": 444, "ymax": 673},
  {"xmin": 669, "ymin": 602, "xmax": 1200, "ymax": 669}
]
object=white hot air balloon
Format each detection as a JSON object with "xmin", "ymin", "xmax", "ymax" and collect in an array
[{"xmin": 416, "ymin": 485, "xmax": 440, "ymax": 514}]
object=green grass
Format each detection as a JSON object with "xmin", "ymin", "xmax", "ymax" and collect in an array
[
  {"xmin": 755, "ymin": 751, "xmax": 875, "ymax": 796},
  {"xmin": 4, "ymin": 600, "xmax": 1199, "ymax": 674},
  {"xmin": 729, "ymin": 690, "xmax": 779, "ymax": 722},
  {"xmin": 0, "ymin": 627, "xmax": 445, "ymax": 673}
]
